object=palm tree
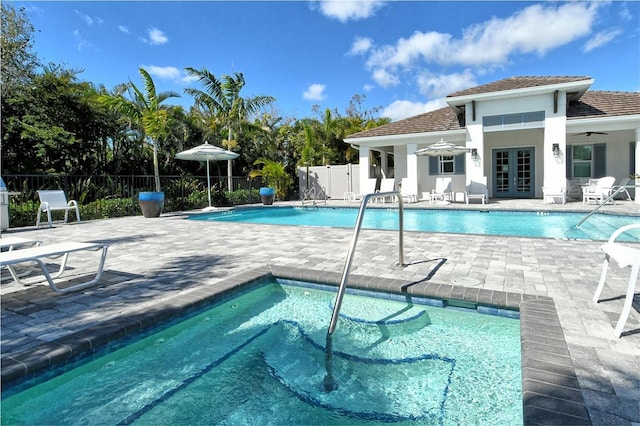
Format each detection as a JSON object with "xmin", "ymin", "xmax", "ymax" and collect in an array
[
  {"xmin": 184, "ymin": 67, "xmax": 275, "ymax": 190},
  {"xmin": 100, "ymin": 68, "xmax": 180, "ymax": 192}
]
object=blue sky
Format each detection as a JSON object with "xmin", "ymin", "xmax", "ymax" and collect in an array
[{"xmin": 17, "ymin": 1, "xmax": 640, "ymax": 121}]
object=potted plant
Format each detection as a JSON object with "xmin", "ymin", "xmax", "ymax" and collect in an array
[
  {"xmin": 100, "ymin": 68, "xmax": 180, "ymax": 217},
  {"xmin": 249, "ymin": 158, "xmax": 293, "ymax": 205}
]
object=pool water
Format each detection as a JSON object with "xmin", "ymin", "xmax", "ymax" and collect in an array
[
  {"xmin": 1, "ymin": 282, "xmax": 522, "ymax": 425},
  {"xmin": 190, "ymin": 207, "xmax": 640, "ymax": 241}
]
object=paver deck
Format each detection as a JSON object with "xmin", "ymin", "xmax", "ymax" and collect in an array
[{"xmin": 1, "ymin": 198, "xmax": 639, "ymax": 424}]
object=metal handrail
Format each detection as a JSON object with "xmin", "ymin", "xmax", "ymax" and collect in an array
[
  {"xmin": 324, "ymin": 190, "xmax": 406, "ymax": 391},
  {"xmin": 301, "ymin": 186, "xmax": 327, "ymax": 206},
  {"xmin": 576, "ymin": 184, "xmax": 638, "ymax": 227}
]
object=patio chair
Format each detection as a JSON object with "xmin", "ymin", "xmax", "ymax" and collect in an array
[
  {"xmin": 582, "ymin": 176, "xmax": 615, "ymax": 204},
  {"xmin": 542, "ymin": 182, "xmax": 566, "ymax": 204},
  {"xmin": 592, "ymin": 223, "xmax": 640, "ymax": 337},
  {"xmin": 465, "ymin": 177, "xmax": 488, "ymax": 204},
  {"xmin": 351, "ymin": 178, "xmax": 378, "ymax": 202},
  {"xmin": 399, "ymin": 178, "xmax": 418, "ymax": 203},
  {"xmin": 429, "ymin": 177, "xmax": 452, "ymax": 204},
  {"xmin": 0, "ymin": 241, "xmax": 109, "ymax": 293},
  {"xmin": 36, "ymin": 190, "xmax": 81, "ymax": 228},
  {"xmin": 376, "ymin": 178, "xmax": 396, "ymax": 203},
  {"xmin": 611, "ymin": 177, "xmax": 632, "ymax": 201}
]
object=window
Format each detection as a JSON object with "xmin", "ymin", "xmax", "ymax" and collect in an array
[
  {"xmin": 429, "ymin": 154, "xmax": 465, "ymax": 175},
  {"xmin": 440, "ymin": 156, "xmax": 454, "ymax": 174},
  {"xmin": 572, "ymin": 145, "xmax": 592, "ymax": 178},
  {"xmin": 483, "ymin": 111, "xmax": 545, "ymax": 131},
  {"xmin": 565, "ymin": 143, "xmax": 606, "ymax": 178}
]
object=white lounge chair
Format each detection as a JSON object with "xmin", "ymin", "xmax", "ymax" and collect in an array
[
  {"xmin": 36, "ymin": 190, "xmax": 81, "ymax": 228},
  {"xmin": 592, "ymin": 224, "xmax": 640, "ymax": 337},
  {"xmin": 0, "ymin": 237, "xmax": 42, "ymax": 279},
  {"xmin": 376, "ymin": 178, "xmax": 396, "ymax": 203},
  {"xmin": 582, "ymin": 176, "xmax": 615, "ymax": 204},
  {"xmin": 352, "ymin": 178, "xmax": 378, "ymax": 202},
  {"xmin": 430, "ymin": 177, "xmax": 452, "ymax": 204},
  {"xmin": 542, "ymin": 182, "xmax": 566, "ymax": 204},
  {"xmin": 465, "ymin": 177, "xmax": 488, "ymax": 204},
  {"xmin": 399, "ymin": 178, "xmax": 418, "ymax": 203},
  {"xmin": 0, "ymin": 237, "xmax": 41, "ymax": 251},
  {"xmin": 0, "ymin": 242, "xmax": 109, "ymax": 292},
  {"xmin": 611, "ymin": 177, "xmax": 632, "ymax": 201}
]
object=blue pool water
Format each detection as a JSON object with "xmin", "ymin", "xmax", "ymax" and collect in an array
[
  {"xmin": 1, "ymin": 282, "xmax": 522, "ymax": 425},
  {"xmin": 190, "ymin": 207, "xmax": 640, "ymax": 241}
]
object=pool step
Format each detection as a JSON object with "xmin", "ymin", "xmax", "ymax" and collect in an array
[{"xmin": 262, "ymin": 321, "xmax": 455, "ymax": 423}]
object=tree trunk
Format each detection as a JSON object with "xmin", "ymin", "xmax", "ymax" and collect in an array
[
  {"xmin": 226, "ymin": 126, "xmax": 233, "ymax": 191},
  {"xmin": 152, "ymin": 138, "xmax": 161, "ymax": 192}
]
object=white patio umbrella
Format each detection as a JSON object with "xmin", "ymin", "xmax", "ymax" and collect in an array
[
  {"xmin": 414, "ymin": 138, "xmax": 471, "ymax": 156},
  {"xmin": 175, "ymin": 142, "xmax": 239, "ymax": 210}
]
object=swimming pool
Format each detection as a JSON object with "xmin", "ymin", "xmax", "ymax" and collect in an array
[
  {"xmin": 189, "ymin": 206, "xmax": 640, "ymax": 241},
  {"xmin": 2, "ymin": 280, "xmax": 522, "ymax": 425}
]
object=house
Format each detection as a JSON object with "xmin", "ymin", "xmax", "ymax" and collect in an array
[{"xmin": 344, "ymin": 76, "xmax": 640, "ymax": 202}]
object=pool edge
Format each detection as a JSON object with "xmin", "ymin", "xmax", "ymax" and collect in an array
[{"xmin": 1, "ymin": 265, "xmax": 590, "ymax": 425}]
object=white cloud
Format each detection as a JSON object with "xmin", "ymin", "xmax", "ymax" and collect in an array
[
  {"xmin": 143, "ymin": 65, "xmax": 181, "ymax": 80},
  {"xmin": 372, "ymin": 68, "xmax": 399, "ymax": 88},
  {"xmin": 451, "ymin": 2, "xmax": 599, "ymax": 65},
  {"xmin": 303, "ymin": 83, "xmax": 327, "ymax": 101},
  {"xmin": 314, "ymin": 0, "xmax": 385, "ymax": 22},
  {"xmin": 146, "ymin": 27, "xmax": 168, "ymax": 45},
  {"xmin": 363, "ymin": 84, "xmax": 374, "ymax": 92},
  {"xmin": 72, "ymin": 29, "xmax": 95, "ymax": 52},
  {"xmin": 417, "ymin": 71, "xmax": 477, "ymax": 98},
  {"xmin": 142, "ymin": 65, "xmax": 200, "ymax": 85},
  {"xmin": 74, "ymin": 10, "xmax": 93, "ymax": 26},
  {"xmin": 381, "ymin": 98, "xmax": 446, "ymax": 122},
  {"xmin": 360, "ymin": 2, "xmax": 602, "ymax": 89},
  {"xmin": 583, "ymin": 29, "xmax": 622, "ymax": 52},
  {"xmin": 118, "ymin": 25, "xmax": 129, "ymax": 34},
  {"xmin": 348, "ymin": 37, "xmax": 373, "ymax": 55}
]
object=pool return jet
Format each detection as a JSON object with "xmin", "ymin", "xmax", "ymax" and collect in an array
[{"xmin": 324, "ymin": 191, "xmax": 407, "ymax": 392}]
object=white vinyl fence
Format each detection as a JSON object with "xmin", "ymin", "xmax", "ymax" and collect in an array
[{"xmin": 298, "ymin": 164, "xmax": 360, "ymax": 200}]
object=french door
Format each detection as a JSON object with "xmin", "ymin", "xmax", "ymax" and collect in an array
[{"xmin": 492, "ymin": 148, "xmax": 535, "ymax": 198}]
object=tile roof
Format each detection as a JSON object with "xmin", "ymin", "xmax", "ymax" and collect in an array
[
  {"xmin": 446, "ymin": 76, "xmax": 592, "ymax": 98},
  {"xmin": 567, "ymin": 91, "xmax": 640, "ymax": 119},
  {"xmin": 346, "ymin": 106, "xmax": 464, "ymax": 139},
  {"xmin": 346, "ymin": 80, "xmax": 639, "ymax": 140}
]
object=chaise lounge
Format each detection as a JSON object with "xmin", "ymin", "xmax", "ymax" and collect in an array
[{"xmin": 0, "ymin": 242, "xmax": 109, "ymax": 293}]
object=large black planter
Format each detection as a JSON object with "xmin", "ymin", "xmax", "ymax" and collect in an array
[
  {"xmin": 259, "ymin": 187, "xmax": 275, "ymax": 205},
  {"xmin": 139, "ymin": 191, "xmax": 165, "ymax": 218}
]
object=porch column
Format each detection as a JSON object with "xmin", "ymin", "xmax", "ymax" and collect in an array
[
  {"xmin": 407, "ymin": 143, "xmax": 418, "ymax": 186},
  {"xmin": 636, "ymin": 128, "xmax": 640, "ymax": 204},
  {"xmin": 359, "ymin": 145, "xmax": 371, "ymax": 194}
]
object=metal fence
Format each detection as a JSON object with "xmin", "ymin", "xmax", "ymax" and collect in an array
[{"xmin": 3, "ymin": 174, "xmax": 262, "ymax": 200}]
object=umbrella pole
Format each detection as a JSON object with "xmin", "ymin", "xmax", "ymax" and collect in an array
[{"xmin": 206, "ymin": 161, "xmax": 212, "ymax": 208}]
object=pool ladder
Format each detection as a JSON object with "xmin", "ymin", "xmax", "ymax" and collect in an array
[
  {"xmin": 301, "ymin": 186, "xmax": 327, "ymax": 207},
  {"xmin": 576, "ymin": 184, "xmax": 638, "ymax": 227},
  {"xmin": 324, "ymin": 191, "xmax": 407, "ymax": 391}
]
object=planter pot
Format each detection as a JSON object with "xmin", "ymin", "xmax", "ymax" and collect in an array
[
  {"xmin": 259, "ymin": 187, "xmax": 275, "ymax": 205},
  {"xmin": 139, "ymin": 191, "xmax": 165, "ymax": 218}
]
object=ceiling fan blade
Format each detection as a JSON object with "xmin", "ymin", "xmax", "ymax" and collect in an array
[{"xmin": 572, "ymin": 131, "xmax": 608, "ymax": 136}]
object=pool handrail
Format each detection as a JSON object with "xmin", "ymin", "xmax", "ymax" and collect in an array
[
  {"xmin": 301, "ymin": 186, "xmax": 327, "ymax": 207},
  {"xmin": 324, "ymin": 190, "xmax": 405, "ymax": 391},
  {"xmin": 576, "ymin": 184, "xmax": 638, "ymax": 227}
]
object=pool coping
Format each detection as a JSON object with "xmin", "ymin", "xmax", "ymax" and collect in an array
[{"xmin": 0, "ymin": 265, "xmax": 590, "ymax": 425}]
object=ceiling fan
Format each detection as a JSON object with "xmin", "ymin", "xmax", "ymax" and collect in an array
[{"xmin": 572, "ymin": 131, "xmax": 608, "ymax": 136}]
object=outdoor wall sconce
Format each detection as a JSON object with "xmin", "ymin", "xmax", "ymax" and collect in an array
[
  {"xmin": 552, "ymin": 143, "xmax": 560, "ymax": 157},
  {"xmin": 471, "ymin": 148, "xmax": 478, "ymax": 159}
]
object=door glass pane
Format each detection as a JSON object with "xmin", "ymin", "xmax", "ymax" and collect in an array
[
  {"xmin": 516, "ymin": 150, "xmax": 531, "ymax": 192},
  {"xmin": 495, "ymin": 151, "xmax": 509, "ymax": 192}
]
